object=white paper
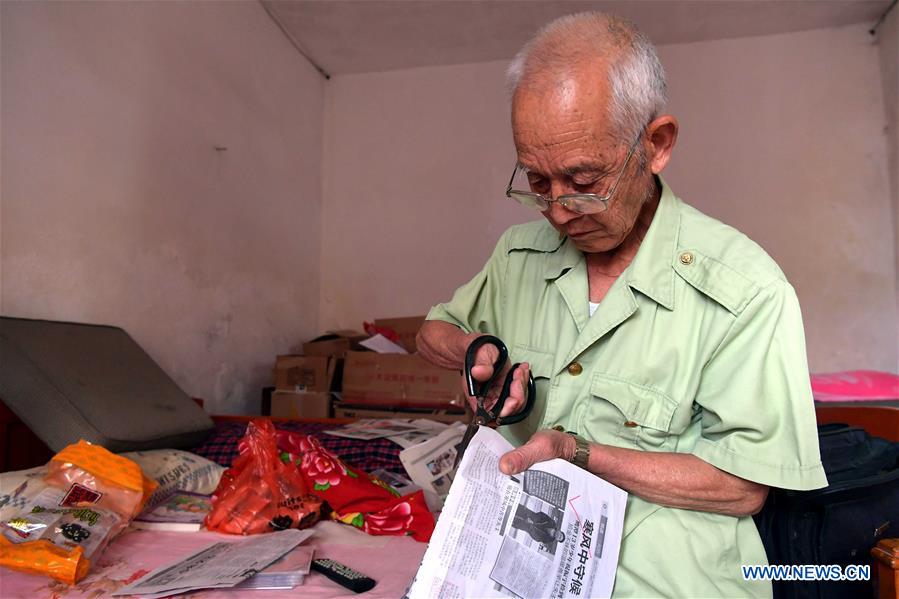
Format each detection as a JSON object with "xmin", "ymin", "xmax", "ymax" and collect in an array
[
  {"xmin": 385, "ymin": 419, "xmax": 449, "ymax": 448},
  {"xmin": 324, "ymin": 418, "xmax": 443, "ymax": 442},
  {"xmin": 405, "ymin": 427, "xmax": 627, "ymax": 599},
  {"xmin": 359, "ymin": 333, "xmax": 409, "ymax": 354},
  {"xmin": 399, "ymin": 423, "xmax": 467, "ymax": 511},
  {"xmin": 233, "ymin": 545, "xmax": 314, "ymax": 590},
  {"xmin": 113, "ymin": 529, "xmax": 314, "ymax": 598}
]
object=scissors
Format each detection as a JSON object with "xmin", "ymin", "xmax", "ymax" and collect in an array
[{"xmin": 454, "ymin": 335, "xmax": 536, "ymax": 467}]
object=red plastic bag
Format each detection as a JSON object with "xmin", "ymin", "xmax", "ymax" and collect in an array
[{"xmin": 205, "ymin": 420, "xmax": 322, "ymax": 535}]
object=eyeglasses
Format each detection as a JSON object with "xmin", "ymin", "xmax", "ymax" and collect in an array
[{"xmin": 505, "ymin": 133, "xmax": 642, "ymax": 215}]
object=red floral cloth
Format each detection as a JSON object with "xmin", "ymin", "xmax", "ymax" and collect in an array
[{"xmin": 236, "ymin": 426, "xmax": 434, "ymax": 542}]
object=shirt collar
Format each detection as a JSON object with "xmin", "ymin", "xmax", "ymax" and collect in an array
[
  {"xmin": 625, "ymin": 177, "xmax": 680, "ymax": 310},
  {"xmin": 541, "ymin": 176, "xmax": 680, "ymax": 310}
]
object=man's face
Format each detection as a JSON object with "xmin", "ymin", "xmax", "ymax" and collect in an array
[{"xmin": 511, "ymin": 69, "xmax": 655, "ymax": 254}]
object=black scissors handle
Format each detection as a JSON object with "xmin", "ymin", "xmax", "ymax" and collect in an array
[
  {"xmin": 494, "ymin": 364, "xmax": 536, "ymax": 426},
  {"xmin": 463, "ymin": 335, "xmax": 535, "ymax": 425},
  {"xmin": 464, "ymin": 335, "xmax": 508, "ymax": 397}
]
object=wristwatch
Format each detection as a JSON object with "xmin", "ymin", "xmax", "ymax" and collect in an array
[
  {"xmin": 553, "ymin": 426, "xmax": 590, "ymax": 469},
  {"xmin": 568, "ymin": 433, "xmax": 591, "ymax": 470}
]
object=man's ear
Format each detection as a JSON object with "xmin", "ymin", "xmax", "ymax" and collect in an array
[{"xmin": 645, "ymin": 115, "xmax": 678, "ymax": 174}]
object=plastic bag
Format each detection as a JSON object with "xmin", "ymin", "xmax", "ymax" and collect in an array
[
  {"xmin": 0, "ymin": 440, "xmax": 157, "ymax": 584},
  {"xmin": 205, "ymin": 419, "xmax": 322, "ymax": 535}
]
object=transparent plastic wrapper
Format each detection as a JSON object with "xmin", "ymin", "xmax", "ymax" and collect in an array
[
  {"xmin": 0, "ymin": 440, "xmax": 157, "ymax": 584},
  {"xmin": 205, "ymin": 419, "xmax": 323, "ymax": 535}
]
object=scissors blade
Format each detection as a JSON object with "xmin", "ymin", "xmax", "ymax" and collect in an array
[{"xmin": 453, "ymin": 421, "xmax": 481, "ymax": 469}]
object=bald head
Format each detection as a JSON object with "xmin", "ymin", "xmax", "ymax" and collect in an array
[{"xmin": 508, "ymin": 12, "xmax": 667, "ymax": 144}]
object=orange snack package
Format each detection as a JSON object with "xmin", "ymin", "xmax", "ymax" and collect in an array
[{"xmin": 0, "ymin": 441, "xmax": 157, "ymax": 584}]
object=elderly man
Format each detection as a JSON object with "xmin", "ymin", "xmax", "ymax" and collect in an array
[{"xmin": 417, "ymin": 12, "xmax": 827, "ymax": 598}]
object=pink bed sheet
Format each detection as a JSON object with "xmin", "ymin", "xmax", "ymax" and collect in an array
[
  {"xmin": 0, "ymin": 521, "xmax": 425, "ymax": 598},
  {"xmin": 810, "ymin": 370, "xmax": 899, "ymax": 402}
]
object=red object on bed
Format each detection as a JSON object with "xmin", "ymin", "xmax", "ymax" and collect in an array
[
  {"xmin": 245, "ymin": 423, "xmax": 435, "ymax": 542},
  {"xmin": 205, "ymin": 419, "xmax": 323, "ymax": 535},
  {"xmin": 811, "ymin": 370, "xmax": 899, "ymax": 402}
]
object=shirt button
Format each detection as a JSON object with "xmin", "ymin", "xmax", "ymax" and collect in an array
[
  {"xmin": 679, "ymin": 251, "xmax": 694, "ymax": 265},
  {"xmin": 567, "ymin": 362, "xmax": 583, "ymax": 376},
  {"xmin": 623, "ymin": 420, "xmax": 638, "ymax": 427}
]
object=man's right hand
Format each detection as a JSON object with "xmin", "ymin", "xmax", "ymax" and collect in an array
[
  {"xmin": 418, "ymin": 321, "xmax": 530, "ymax": 418},
  {"xmin": 466, "ymin": 342, "xmax": 531, "ymax": 419}
]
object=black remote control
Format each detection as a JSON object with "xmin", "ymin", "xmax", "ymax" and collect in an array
[{"xmin": 311, "ymin": 558, "xmax": 377, "ymax": 593}]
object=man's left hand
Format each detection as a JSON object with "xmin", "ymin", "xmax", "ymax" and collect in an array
[{"xmin": 499, "ymin": 428, "xmax": 576, "ymax": 475}]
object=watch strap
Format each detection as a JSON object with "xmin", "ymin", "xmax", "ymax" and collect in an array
[
  {"xmin": 568, "ymin": 432, "xmax": 590, "ymax": 469},
  {"xmin": 552, "ymin": 426, "xmax": 590, "ymax": 469}
]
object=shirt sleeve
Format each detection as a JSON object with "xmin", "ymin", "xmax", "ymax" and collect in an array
[
  {"xmin": 425, "ymin": 231, "xmax": 511, "ymax": 335},
  {"xmin": 691, "ymin": 280, "xmax": 828, "ymax": 490}
]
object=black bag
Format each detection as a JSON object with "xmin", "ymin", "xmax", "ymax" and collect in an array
[{"xmin": 754, "ymin": 423, "xmax": 899, "ymax": 599}]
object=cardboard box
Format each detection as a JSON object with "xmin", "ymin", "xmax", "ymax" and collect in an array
[
  {"xmin": 272, "ymin": 355, "xmax": 335, "ymax": 392},
  {"xmin": 271, "ymin": 391, "xmax": 332, "ymax": 419},
  {"xmin": 341, "ymin": 351, "xmax": 466, "ymax": 409},
  {"xmin": 302, "ymin": 330, "xmax": 367, "ymax": 359},
  {"xmin": 373, "ymin": 316, "xmax": 426, "ymax": 353},
  {"xmin": 333, "ymin": 402, "xmax": 468, "ymax": 424}
]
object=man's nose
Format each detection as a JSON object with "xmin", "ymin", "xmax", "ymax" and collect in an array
[
  {"xmin": 546, "ymin": 200, "xmax": 578, "ymax": 224},
  {"xmin": 546, "ymin": 182, "xmax": 579, "ymax": 224}
]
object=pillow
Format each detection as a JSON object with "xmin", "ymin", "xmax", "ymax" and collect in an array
[{"xmin": 120, "ymin": 449, "xmax": 224, "ymax": 509}]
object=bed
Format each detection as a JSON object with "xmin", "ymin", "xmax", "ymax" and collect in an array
[{"xmin": 0, "ymin": 416, "xmax": 428, "ymax": 598}]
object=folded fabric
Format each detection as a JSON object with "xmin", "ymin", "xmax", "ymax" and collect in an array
[{"xmin": 237, "ymin": 429, "xmax": 434, "ymax": 542}]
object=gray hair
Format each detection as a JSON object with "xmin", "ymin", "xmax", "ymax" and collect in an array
[{"xmin": 507, "ymin": 12, "xmax": 667, "ymax": 143}]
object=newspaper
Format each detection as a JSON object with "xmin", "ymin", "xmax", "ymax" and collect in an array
[
  {"xmin": 232, "ymin": 545, "xmax": 314, "ymax": 590},
  {"xmin": 325, "ymin": 418, "xmax": 447, "ymax": 446},
  {"xmin": 406, "ymin": 427, "xmax": 627, "ymax": 599},
  {"xmin": 399, "ymin": 422, "xmax": 467, "ymax": 511},
  {"xmin": 113, "ymin": 529, "xmax": 313, "ymax": 598},
  {"xmin": 371, "ymin": 468, "xmax": 421, "ymax": 496},
  {"xmin": 385, "ymin": 419, "xmax": 450, "ymax": 448}
]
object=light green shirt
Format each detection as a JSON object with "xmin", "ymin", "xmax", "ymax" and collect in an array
[{"xmin": 427, "ymin": 179, "xmax": 827, "ymax": 598}]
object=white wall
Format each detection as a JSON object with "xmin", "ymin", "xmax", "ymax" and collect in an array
[
  {"xmin": 877, "ymin": 6, "xmax": 899, "ymax": 366},
  {"xmin": 321, "ymin": 61, "xmax": 526, "ymax": 328},
  {"xmin": 323, "ymin": 24, "xmax": 898, "ymax": 374},
  {"xmin": 1, "ymin": 1, "xmax": 325, "ymax": 413},
  {"xmin": 660, "ymin": 24, "xmax": 895, "ymax": 374}
]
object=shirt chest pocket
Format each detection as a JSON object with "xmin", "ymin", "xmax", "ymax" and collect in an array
[{"xmin": 584, "ymin": 373, "xmax": 681, "ymax": 452}]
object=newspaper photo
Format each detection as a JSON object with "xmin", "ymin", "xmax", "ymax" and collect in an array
[
  {"xmin": 371, "ymin": 468, "xmax": 421, "ymax": 496},
  {"xmin": 406, "ymin": 427, "xmax": 627, "ymax": 599},
  {"xmin": 113, "ymin": 529, "xmax": 313, "ymax": 598},
  {"xmin": 399, "ymin": 422, "xmax": 467, "ymax": 510}
]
